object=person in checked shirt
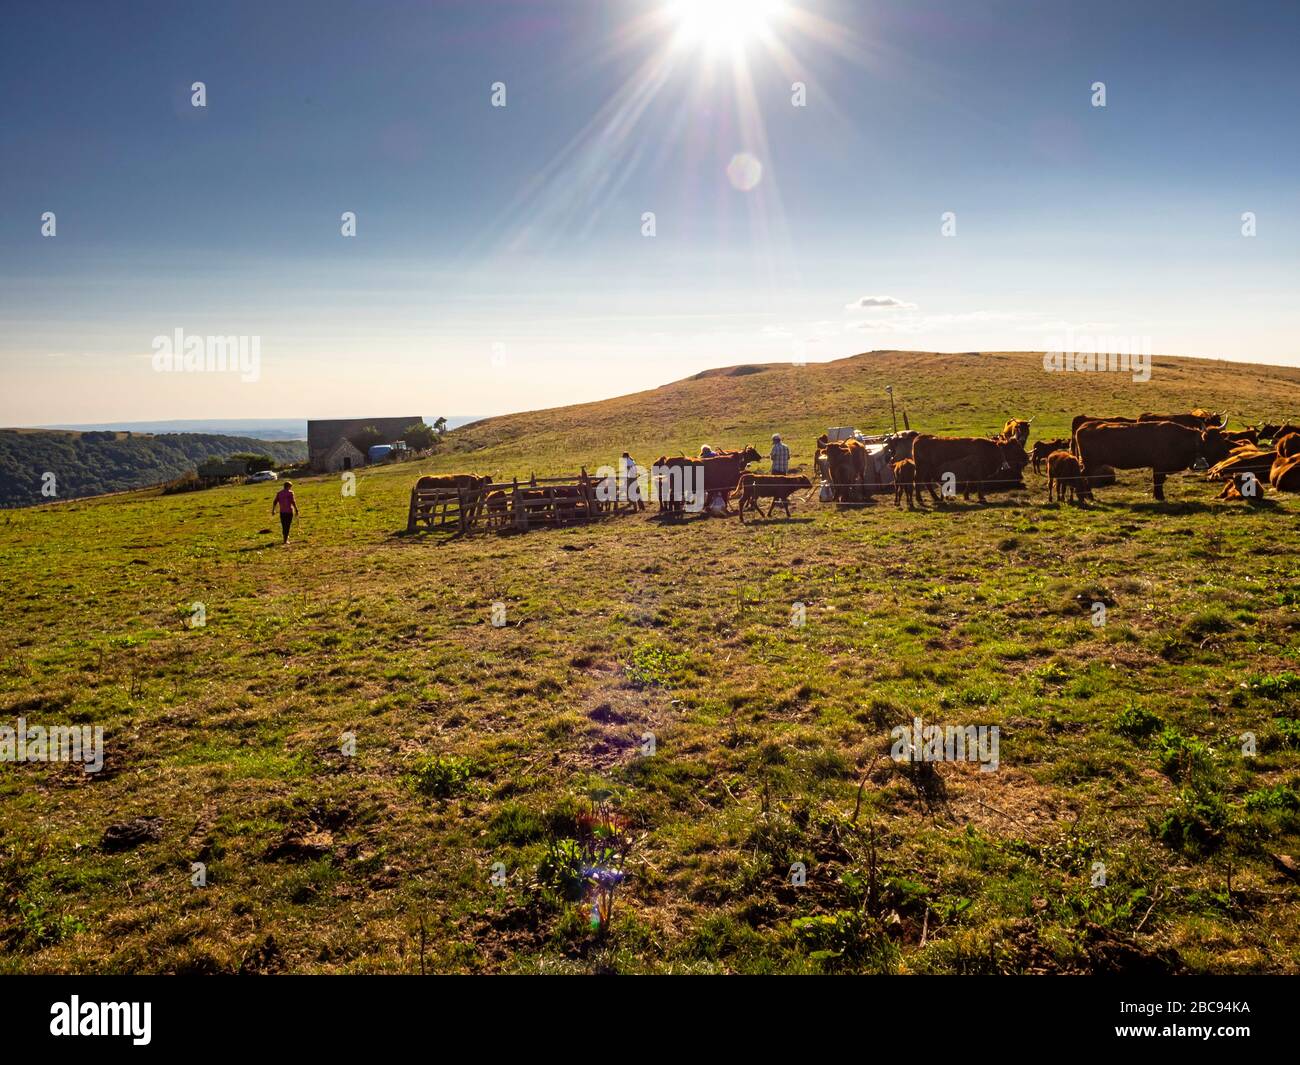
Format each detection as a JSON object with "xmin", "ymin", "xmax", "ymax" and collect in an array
[{"xmin": 770, "ymin": 433, "xmax": 790, "ymax": 474}]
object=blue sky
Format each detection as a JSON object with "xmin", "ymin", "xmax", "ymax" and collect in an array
[{"xmin": 1, "ymin": 0, "xmax": 1297, "ymax": 424}]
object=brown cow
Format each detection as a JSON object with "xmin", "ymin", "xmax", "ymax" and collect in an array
[
  {"xmin": 483, "ymin": 489, "xmax": 509, "ymax": 527},
  {"xmin": 1046, "ymin": 451, "xmax": 1090, "ymax": 504},
  {"xmin": 1030, "ymin": 438, "xmax": 1070, "ymax": 475},
  {"xmin": 653, "ymin": 449, "xmax": 758, "ymax": 514},
  {"xmin": 1271, "ymin": 455, "xmax": 1300, "ymax": 492},
  {"xmin": 892, "ymin": 459, "xmax": 917, "ymax": 508},
  {"xmin": 731, "ymin": 473, "xmax": 812, "ymax": 522},
  {"xmin": 415, "ymin": 472, "xmax": 492, "ymax": 494},
  {"xmin": 1070, "ymin": 414, "xmax": 1134, "ymax": 453},
  {"xmin": 1084, "ymin": 464, "xmax": 1116, "ymax": 489},
  {"xmin": 1139, "ymin": 411, "xmax": 1226, "ymax": 430},
  {"xmin": 708, "ymin": 444, "xmax": 763, "ymax": 464},
  {"xmin": 411, "ymin": 473, "xmax": 492, "ymax": 527},
  {"xmin": 504, "ymin": 484, "xmax": 596, "ymax": 527},
  {"xmin": 820, "ymin": 439, "xmax": 869, "ymax": 502},
  {"xmin": 702, "ymin": 449, "xmax": 760, "ymax": 512},
  {"xmin": 882, "ymin": 430, "xmax": 920, "ymax": 463},
  {"xmin": 1076, "ymin": 421, "xmax": 1234, "ymax": 500},
  {"xmin": 998, "ymin": 418, "xmax": 1033, "ymax": 446},
  {"xmin": 1276, "ymin": 432, "xmax": 1300, "ymax": 459},
  {"xmin": 1207, "ymin": 447, "xmax": 1276, "ymax": 500},
  {"xmin": 1069, "ymin": 412, "xmax": 1224, "ymax": 454},
  {"xmin": 1256, "ymin": 423, "xmax": 1300, "ymax": 442},
  {"xmin": 912, "ymin": 436, "xmax": 1028, "ymax": 504},
  {"xmin": 653, "ymin": 455, "xmax": 702, "ymax": 514}
]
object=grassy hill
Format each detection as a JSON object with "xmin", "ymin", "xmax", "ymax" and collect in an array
[
  {"xmin": 441, "ymin": 349, "xmax": 1300, "ymax": 478},
  {"xmin": 0, "ymin": 429, "xmax": 308, "ymax": 508},
  {"xmin": 1, "ymin": 350, "xmax": 1298, "ymax": 974}
]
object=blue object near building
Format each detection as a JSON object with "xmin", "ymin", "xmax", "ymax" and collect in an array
[{"xmin": 367, "ymin": 444, "xmax": 394, "ymax": 463}]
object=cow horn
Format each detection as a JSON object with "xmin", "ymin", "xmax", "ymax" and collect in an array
[{"xmin": 1217, "ymin": 414, "xmax": 1229, "ymax": 429}]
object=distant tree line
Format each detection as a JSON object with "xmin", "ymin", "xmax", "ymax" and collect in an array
[
  {"xmin": 0, "ymin": 431, "xmax": 306, "ymax": 507},
  {"xmin": 348, "ymin": 419, "xmax": 448, "ymax": 455}
]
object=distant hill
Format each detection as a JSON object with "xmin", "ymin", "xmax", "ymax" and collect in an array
[
  {"xmin": 0, "ymin": 430, "xmax": 307, "ymax": 507},
  {"xmin": 38, "ymin": 416, "xmax": 484, "ymax": 440},
  {"xmin": 436, "ymin": 350, "xmax": 1300, "ymax": 477}
]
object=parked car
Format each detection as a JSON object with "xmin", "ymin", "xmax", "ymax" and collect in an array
[{"xmin": 247, "ymin": 470, "xmax": 279, "ymax": 483}]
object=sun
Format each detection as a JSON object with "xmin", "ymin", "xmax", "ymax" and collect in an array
[{"xmin": 668, "ymin": 0, "xmax": 787, "ymax": 53}]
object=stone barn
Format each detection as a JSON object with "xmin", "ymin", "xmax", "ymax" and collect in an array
[
  {"xmin": 307, "ymin": 416, "xmax": 422, "ymax": 472},
  {"xmin": 319, "ymin": 437, "xmax": 365, "ymax": 473}
]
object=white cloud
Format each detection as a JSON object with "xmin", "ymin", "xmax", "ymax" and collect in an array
[{"xmin": 844, "ymin": 295, "xmax": 916, "ymax": 312}]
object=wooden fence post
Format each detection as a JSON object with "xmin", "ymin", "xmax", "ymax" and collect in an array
[{"xmin": 512, "ymin": 478, "xmax": 526, "ymax": 531}]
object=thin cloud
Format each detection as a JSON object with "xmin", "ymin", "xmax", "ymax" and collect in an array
[{"xmin": 844, "ymin": 295, "xmax": 916, "ymax": 311}]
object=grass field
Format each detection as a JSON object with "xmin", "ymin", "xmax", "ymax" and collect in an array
[{"xmin": 2, "ymin": 350, "xmax": 1299, "ymax": 974}]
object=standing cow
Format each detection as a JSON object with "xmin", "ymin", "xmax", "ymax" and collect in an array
[
  {"xmin": 1075, "ymin": 422, "xmax": 1234, "ymax": 500},
  {"xmin": 912, "ymin": 436, "xmax": 1028, "ymax": 504},
  {"xmin": 818, "ymin": 439, "xmax": 869, "ymax": 503}
]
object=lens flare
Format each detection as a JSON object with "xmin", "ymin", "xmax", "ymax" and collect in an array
[{"xmin": 669, "ymin": 0, "xmax": 787, "ymax": 53}]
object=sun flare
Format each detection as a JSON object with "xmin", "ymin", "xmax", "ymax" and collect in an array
[{"xmin": 668, "ymin": 0, "xmax": 788, "ymax": 53}]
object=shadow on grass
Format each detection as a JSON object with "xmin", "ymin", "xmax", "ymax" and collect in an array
[{"xmin": 1100, "ymin": 499, "xmax": 1280, "ymax": 516}]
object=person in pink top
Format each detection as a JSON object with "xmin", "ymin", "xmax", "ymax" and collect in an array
[{"xmin": 272, "ymin": 482, "xmax": 299, "ymax": 544}]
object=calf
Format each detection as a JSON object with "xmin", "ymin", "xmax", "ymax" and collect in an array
[
  {"xmin": 1046, "ymin": 450, "xmax": 1090, "ymax": 503},
  {"xmin": 1030, "ymin": 438, "xmax": 1070, "ymax": 475},
  {"xmin": 731, "ymin": 473, "xmax": 812, "ymax": 523},
  {"xmin": 892, "ymin": 459, "xmax": 917, "ymax": 508},
  {"xmin": 483, "ymin": 489, "xmax": 508, "ymax": 527}
]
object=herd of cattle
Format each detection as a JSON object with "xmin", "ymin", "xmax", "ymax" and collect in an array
[
  {"xmin": 410, "ymin": 410, "xmax": 1300, "ymax": 529},
  {"xmin": 816, "ymin": 410, "xmax": 1300, "ymax": 507}
]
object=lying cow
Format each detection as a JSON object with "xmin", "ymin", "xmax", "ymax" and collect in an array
[
  {"xmin": 1256, "ymin": 423, "xmax": 1300, "ymax": 443},
  {"xmin": 1276, "ymin": 432, "xmax": 1300, "ymax": 459},
  {"xmin": 1271, "ymin": 454, "xmax": 1300, "ymax": 492},
  {"xmin": 1205, "ymin": 445, "xmax": 1276, "ymax": 499},
  {"xmin": 731, "ymin": 473, "xmax": 812, "ymax": 522}
]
